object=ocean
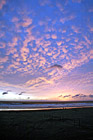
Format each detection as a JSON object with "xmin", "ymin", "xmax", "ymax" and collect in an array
[{"xmin": 0, "ymin": 101, "xmax": 93, "ymax": 111}]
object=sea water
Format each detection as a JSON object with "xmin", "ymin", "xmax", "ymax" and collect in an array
[{"xmin": 0, "ymin": 102, "xmax": 93, "ymax": 111}]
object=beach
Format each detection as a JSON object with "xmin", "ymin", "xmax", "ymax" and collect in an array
[{"xmin": 0, "ymin": 107, "xmax": 93, "ymax": 140}]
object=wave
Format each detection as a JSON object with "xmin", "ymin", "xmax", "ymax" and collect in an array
[{"xmin": 0, "ymin": 102, "xmax": 93, "ymax": 111}]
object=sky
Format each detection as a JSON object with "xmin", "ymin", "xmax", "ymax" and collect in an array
[{"xmin": 0, "ymin": 0, "xmax": 93, "ymax": 101}]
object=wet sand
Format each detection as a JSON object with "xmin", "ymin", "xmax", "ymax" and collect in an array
[{"xmin": 0, "ymin": 107, "xmax": 93, "ymax": 140}]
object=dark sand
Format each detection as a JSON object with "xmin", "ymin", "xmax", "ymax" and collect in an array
[{"xmin": 0, "ymin": 108, "xmax": 93, "ymax": 140}]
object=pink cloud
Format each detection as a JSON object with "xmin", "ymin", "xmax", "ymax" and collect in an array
[
  {"xmin": 47, "ymin": 52, "xmax": 52, "ymax": 56},
  {"xmin": 0, "ymin": 0, "xmax": 6, "ymax": 10},
  {"xmin": 45, "ymin": 34, "xmax": 51, "ymax": 39},
  {"xmin": 21, "ymin": 18, "xmax": 32, "ymax": 27},
  {"xmin": 0, "ymin": 32, "xmax": 4, "ymax": 38},
  {"xmin": 63, "ymin": 50, "xmax": 92, "ymax": 71},
  {"xmin": 38, "ymin": 21, "xmax": 45, "ymax": 26},
  {"xmin": 42, "ymin": 40, "xmax": 51, "ymax": 47},
  {"xmin": 0, "ymin": 65, "xmax": 3, "ymax": 69},
  {"xmin": 39, "ymin": 56, "xmax": 46, "ymax": 67},
  {"xmin": 52, "ymin": 51, "xmax": 60, "ymax": 59},
  {"xmin": 0, "ymin": 56, "xmax": 8, "ymax": 64},
  {"xmin": 56, "ymin": 2, "xmax": 64, "ymax": 12},
  {"xmin": 72, "ymin": 25, "xmax": 80, "ymax": 33},
  {"xmin": 12, "ymin": 17, "xmax": 19, "ymax": 22},
  {"xmin": 57, "ymin": 41, "xmax": 62, "ymax": 46},
  {"xmin": 74, "ymin": 38, "xmax": 79, "ymax": 42},
  {"xmin": 84, "ymin": 36, "xmax": 91, "ymax": 45},
  {"xmin": 25, "ymin": 76, "xmax": 54, "ymax": 89},
  {"xmin": 51, "ymin": 34, "xmax": 57, "ymax": 39},
  {"xmin": 7, "ymin": 48, "xmax": 17, "ymax": 56},
  {"xmin": 14, "ymin": 17, "xmax": 33, "ymax": 31},
  {"xmin": 74, "ymin": 45, "xmax": 83, "ymax": 49},
  {"xmin": 0, "ymin": 42, "xmax": 5, "ymax": 48},
  {"xmin": 44, "ymin": 47, "xmax": 48, "ymax": 52},
  {"xmin": 60, "ymin": 15, "xmax": 75, "ymax": 24},
  {"xmin": 12, "ymin": 53, "xmax": 19, "ymax": 58},
  {"xmin": 66, "ymin": 38, "xmax": 71, "ymax": 42},
  {"xmin": 88, "ymin": 8, "xmax": 93, "ymax": 13},
  {"xmin": 60, "ymin": 18, "xmax": 66, "ymax": 24},
  {"xmin": 26, "ymin": 25, "xmax": 35, "ymax": 35},
  {"xmin": 62, "ymin": 29, "xmax": 66, "ymax": 33},
  {"xmin": 89, "ymin": 50, "xmax": 93, "ymax": 59},
  {"xmin": 7, "ymin": 64, "xmax": 18, "ymax": 71},
  {"xmin": 62, "ymin": 48, "xmax": 68, "ymax": 53},
  {"xmin": 72, "ymin": 0, "xmax": 82, "ymax": 3},
  {"xmin": 88, "ymin": 25, "xmax": 93, "ymax": 32},
  {"xmin": 39, "ymin": 0, "xmax": 51, "ymax": 6},
  {"xmin": 48, "ymin": 69, "xmax": 57, "ymax": 76},
  {"xmin": 8, "ymin": 37, "xmax": 19, "ymax": 49}
]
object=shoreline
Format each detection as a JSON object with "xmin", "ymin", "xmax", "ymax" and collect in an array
[{"xmin": 0, "ymin": 106, "xmax": 93, "ymax": 111}]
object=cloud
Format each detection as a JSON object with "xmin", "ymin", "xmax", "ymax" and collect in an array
[
  {"xmin": 0, "ymin": 42, "xmax": 5, "ymax": 48},
  {"xmin": 2, "ymin": 90, "xmax": 11, "ymax": 95},
  {"xmin": 39, "ymin": 0, "xmax": 51, "ymax": 6},
  {"xmin": 72, "ymin": 94, "xmax": 80, "ymax": 98},
  {"xmin": 58, "ymin": 95, "xmax": 62, "ymax": 98},
  {"xmin": 63, "ymin": 49, "xmax": 93, "ymax": 71},
  {"xmin": 47, "ymin": 64, "xmax": 63, "ymax": 70},
  {"xmin": 21, "ymin": 18, "xmax": 32, "ymax": 27},
  {"xmin": 0, "ymin": 56, "xmax": 8, "ymax": 64},
  {"xmin": 56, "ymin": 2, "xmax": 64, "ymax": 12},
  {"xmin": 60, "ymin": 15, "xmax": 75, "ymax": 24},
  {"xmin": 79, "ymin": 94, "xmax": 87, "ymax": 98},
  {"xmin": 12, "ymin": 17, "xmax": 19, "ymax": 22},
  {"xmin": 72, "ymin": 0, "xmax": 82, "ymax": 3},
  {"xmin": 89, "ymin": 94, "xmax": 93, "ymax": 98},
  {"xmin": 72, "ymin": 94, "xmax": 87, "ymax": 98},
  {"xmin": 71, "ymin": 25, "xmax": 80, "ymax": 33},
  {"xmin": 63, "ymin": 95, "xmax": 71, "ymax": 98},
  {"xmin": 0, "ymin": 65, "xmax": 4, "ymax": 69},
  {"xmin": 45, "ymin": 34, "xmax": 51, "ymax": 39},
  {"xmin": 48, "ymin": 69, "xmax": 57, "ymax": 76},
  {"xmin": 52, "ymin": 50, "xmax": 61, "ymax": 59},
  {"xmin": 2, "ymin": 92, "xmax": 8, "ymax": 95},
  {"xmin": 84, "ymin": 36, "xmax": 91, "ymax": 45},
  {"xmin": 62, "ymin": 48, "xmax": 68, "ymax": 53},
  {"xmin": 88, "ymin": 8, "xmax": 93, "ymax": 13},
  {"xmin": 19, "ymin": 91, "xmax": 26, "ymax": 95},
  {"xmin": 57, "ymin": 41, "xmax": 63, "ymax": 46},
  {"xmin": 25, "ymin": 76, "xmax": 54, "ymax": 89},
  {"xmin": 51, "ymin": 34, "xmax": 57, "ymax": 39},
  {"xmin": 0, "ymin": 0, "xmax": 6, "ymax": 10}
]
